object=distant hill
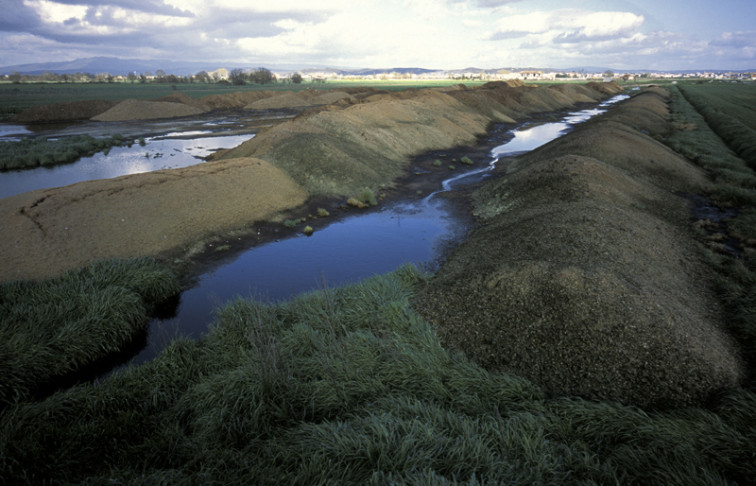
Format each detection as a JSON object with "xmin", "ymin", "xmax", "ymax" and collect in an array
[
  {"xmin": 0, "ymin": 57, "xmax": 233, "ymax": 76},
  {"xmin": 1, "ymin": 56, "xmax": 752, "ymax": 77}
]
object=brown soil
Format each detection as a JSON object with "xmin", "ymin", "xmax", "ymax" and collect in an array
[
  {"xmin": 1, "ymin": 82, "xmax": 622, "ymax": 284},
  {"xmin": 92, "ymin": 99, "xmax": 209, "ymax": 121},
  {"xmin": 0, "ymin": 158, "xmax": 306, "ymax": 282},
  {"xmin": 11, "ymin": 99, "xmax": 119, "ymax": 123},
  {"xmin": 413, "ymin": 89, "xmax": 744, "ymax": 408},
  {"xmin": 215, "ymin": 83, "xmax": 621, "ymax": 198}
]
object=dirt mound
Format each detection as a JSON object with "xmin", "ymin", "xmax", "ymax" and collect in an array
[
  {"xmin": 0, "ymin": 82, "xmax": 621, "ymax": 283},
  {"xmin": 219, "ymin": 83, "xmax": 617, "ymax": 198},
  {"xmin": 244, "ymin": 90, "xmax": 356, "ymax": 110},
  {"xmin": 513, "ymin": 92, "xmax": 708, "ymax": 192},
  {"xmin": 11, "ymin": 99, "xmax": 118, "ymax": 123},
  {"xmin": 198, "ymin": 91, "xmax": 274, "ymax": 110},
  {"xmin": 414, "ymin": 90, "xmax": 743, "ymax": 407},
  {"xmin": 91, "ymin": 99, "xmax": 208, "ymax": 122},
  {"xmin": 156, "ymin": 93, "xmax": 210, "ymax": 111},
  {"xmin": 0, "ymin": 158, "xmax": 306, "ymax": 282}
]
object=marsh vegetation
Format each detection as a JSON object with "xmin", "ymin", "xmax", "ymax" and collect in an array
[{"xmin": 1, "ymin": 82, "xmax": 755, "ymax": 484}]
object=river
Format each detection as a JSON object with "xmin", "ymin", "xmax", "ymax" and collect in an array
[{"xmin": 0, "ymin": 93, "xmax": 629, "ymax": 368}]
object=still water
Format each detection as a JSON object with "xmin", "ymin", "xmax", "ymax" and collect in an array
[{"xmin": 130, "ymin": 93, "xmax": 630, "ymax": 363}]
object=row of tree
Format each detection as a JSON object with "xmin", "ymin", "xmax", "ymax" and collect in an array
[{"xmin": 3, "ymin": 68, "xmax": 305, "ymax": 85}]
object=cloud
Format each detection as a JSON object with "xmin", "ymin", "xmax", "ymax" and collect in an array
[
  {"xmin": 49, "ymin": 0, "xmax": 194, "ymax": 17},
  {"xmin": 0, "ymin": 0, "xmax": 43, "ymax": 31},
  {"xmin": 710, "ymin": 31, "xmax": 756, "ymax": 48},
  {"xmin": 487, "ymin": 9, "xmax": 644, "ymax": 42}
]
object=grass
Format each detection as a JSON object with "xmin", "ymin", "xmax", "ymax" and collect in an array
[
  {"xmin": 1, "ymin": 82, "xmax": 755, "ymax": 484},
  {"xmin": 358, "ymin": 187, "xmax": 378, "ymax": 206},
  {"xmin": 0, "ymin": 133, "xmax": 130, "ymax": 170},
  {"xmin": 0, "ymin": 258, "xmax": 180, "ymax": 407},
  {"xmin": 666, "ymin": 84, "xmax": 756, "ymax": 364},
  {"xmin": 677, "ymin": 83, "xmax": 756, "ymax": 171},
  {"xmin": 0, "ymin": 265, "xmax": 753, "ymax": 484}
]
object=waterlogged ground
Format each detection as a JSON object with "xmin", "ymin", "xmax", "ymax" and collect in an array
[
  {"xmin": 132, "ymin": 94, "xmax": 630, "ymax": 364},
  {"xmin": 0, "ymin": 109, "xmax": 295, "ymax": 199}
]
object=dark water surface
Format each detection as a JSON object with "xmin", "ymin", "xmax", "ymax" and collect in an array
[
  {"xmin": 0, "ymin": 110, "xmax": 295, "ymax": 199},
  {"xmin": 128, "ymin": 93, "xmax": 630, "ymax": 364},
  {"xmin": 1, "ymin": 94, "xmax": 630, "ymax": 368}
]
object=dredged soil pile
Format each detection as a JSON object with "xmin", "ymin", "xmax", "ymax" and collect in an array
[
  {"xmin": 0, "ymin": 82, "xmax": 620, "ymax": 282},
  {"xmin": 414, "ymin": 88, "xmax": 744, "ymax": 407}
]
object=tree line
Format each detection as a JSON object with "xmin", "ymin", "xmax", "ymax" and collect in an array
[{"xmin": 3, "ymin": 68, "xmax": 305, "ymax": 85}]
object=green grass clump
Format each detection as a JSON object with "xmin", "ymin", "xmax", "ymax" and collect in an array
[
  {"xmin": 0, "ymin": 134, "xmax": 129, "ymax": 170},
  {"xmin": 0, "ymin": 265, "xmax": 754, "ymax": 484},
  {"xmin": 283, "ymin": 218, "xmax": 304, "ymax": 228},
  {"xmin": 0, "ymin": 258, "xmax": 180, "ymax": 407},
  {"xmin": 316, "ymin": 207, "xmax": 330, "ymax": 217},
  {"xmin": 432, "ymin": 159, "xmax": 442, "ymax": 167},
  {"xmin": 460, "ymin": 156, "xmax": 474, "ymax": 165},
  {"xmin": 358, "ymin": 187, "xmax": 378, "ymax": 206}
]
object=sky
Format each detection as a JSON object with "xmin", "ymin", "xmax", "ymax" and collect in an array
[{"xmin": 0, "ymin": 0, "xmax": 754, "ymax": 71}]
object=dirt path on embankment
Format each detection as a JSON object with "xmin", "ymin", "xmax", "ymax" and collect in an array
[
  {"xmin": 414, "ymin": 87, "xmax": 744, "ymax": 408},
  {"xmin": 0, "ymin": 81, "xmax": 620, "ymax": 282}
]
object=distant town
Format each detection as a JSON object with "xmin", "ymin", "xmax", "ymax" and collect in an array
[{"xmin": 2, "ymin": 66, "xmax": 755, "ymax": 85}]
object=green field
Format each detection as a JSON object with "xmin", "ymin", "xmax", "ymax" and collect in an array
[
  {"xmin": 678, "ymin": 82, "xmax": 756, "ymax": 170},
  {"xmin": 0, "ymin": 80, "xmax": 490, "ymax": 121},
  {"xmin": 1, "ymin": 83, "xmax": 755, "ymax": 484},
  {"xmin": 666, "ymin": 83, "xmax": 756, "ymax": 365}
]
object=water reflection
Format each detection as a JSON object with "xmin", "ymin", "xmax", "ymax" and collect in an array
[
  {"xmin": 132, "ymin": 92, "xmax": 632, "ymax": 364},
  {"xmin": 0, "ymin": 133, "xmax": 253, "ymax": 199},
  {"xmin": 131, "ymin": 197, "xmax": 461, "ymax": 364}
]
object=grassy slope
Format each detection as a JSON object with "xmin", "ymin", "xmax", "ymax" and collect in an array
[
  {"xmin": 0, "ymin": 258, "xmax": 180, "ymax": 407},
  {"xmin": 413, "ymin": 88, "xmax": 742, "ymax": 408},
  {"xmin": 1, "ymin": 265, "xmax": 754, "ymax": 485},
  {"xmin": 1, "ymin": 83, "xmax": 755, "ymax": 484}
]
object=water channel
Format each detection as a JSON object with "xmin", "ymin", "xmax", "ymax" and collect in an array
[{"xmin": 0, "ymin": 93, "xmax": 629, "ymax": 367}]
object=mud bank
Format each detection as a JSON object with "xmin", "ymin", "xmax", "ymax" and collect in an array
[
  {"xmin": 0, "ymin": 82, "xmax": 619, "ymax": 282},
  {"xmin": 414, "ymin": 88, "xmax": 744, "ymax": 408}
]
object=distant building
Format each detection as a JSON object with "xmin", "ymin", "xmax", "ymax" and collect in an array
[
  {"xmin": 520, "ymin": 70, "xmax": 542, "ymax": 80},
  {"xmin": 209, "ymin": 68, "xmax": 228, "ymax": 81}
]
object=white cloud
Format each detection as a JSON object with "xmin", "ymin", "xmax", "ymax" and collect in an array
[
  {"xmin": 487, "ymin": 9, "xmax": 644, "ymax": 41},
  {"xmin": 2, "ymin": 0, "xmax": 754, "ymax": 71}
]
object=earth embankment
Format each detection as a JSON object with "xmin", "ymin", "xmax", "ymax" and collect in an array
[
  {"xmin": 0, "ymin": 82, "xmax": 620, "ymax": 283},
  {"xmin": 414, "ymin": 89, "xmax": 744, "ymax": 407},
  {"xmin": 0, "ymin": 158, "xmax": 306, "ymax": 281},
  {"xmin": 215, "ymin": 81, "xmax": 620, "ymax": 198}
]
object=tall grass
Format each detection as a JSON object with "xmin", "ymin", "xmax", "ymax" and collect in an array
[
  {"xmin": 0, "ymin": 258, "xmax": 180, "ymax": 407},
  {"xmin": 0, "ymin": 133, "xmax": 129, "ymax": 170},
  {"xmin": 1, "ymin": 265, "xmax": 754, "ymax": 484}
]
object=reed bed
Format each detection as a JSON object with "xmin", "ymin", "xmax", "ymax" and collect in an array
[{"xmin": 0, "ymin": 134, "xmax": 129, "ymax": 170}]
